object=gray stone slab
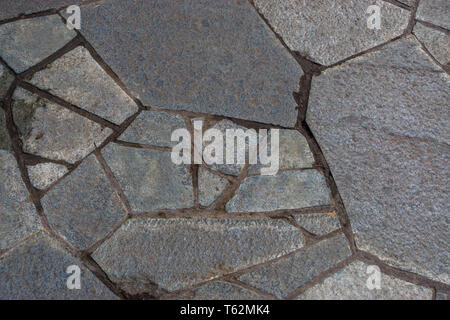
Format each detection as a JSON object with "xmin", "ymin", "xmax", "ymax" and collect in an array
[
  {"xmin": 119, "ymin": 110, "xmax": 185, "ymax": 147},
  {"xmin": 253, "ymin": 0, "xmax": 409, "ymax": 66},
  {"xmin": 92, "ymin": 218, "xmax": 304, "ymax": 293},
  {"xmin": 416, "ymin": 0, "xmax": 450, "ymax": 30},
  {"xmin": 28, "ymin": 162, "xmax": 68, "ymax": 189},
  {"xmin": 294, "ymin": 214, "xmax": 341, "ymax": 236},
  {"xmin": 238, "ymin": 233, "xmax": 351, "ymax": 298},
  {"xmin": 0, "ymin": 231, "xmax": 118, "ymax": 299},
  {"xmin": 0, "ymin": 150, "xmax": 41, "ymax": 249},
  {"xmin": 74, "ymin": 0, "xmax": 302, "ymax": 126},
  {"xmin": 12, "ymin": 87, "xmax": 112, "ymax": 163},
  {"xmin": 307, "ymin": 37, "xmax": 450, "ymax": 284},
  {"xmin": 30, "ymin": 46, "xmax": 138, "ymax": 124},
  {"xmin": 190, "ymin": 281, "xmax": 265, "ymax": 300},
  {"xmin": 226, "ymin": 170, "xmax": 330, "ymax": 212},
  {"xmin": 198, "ymin": 168, "xmax": 229, "ymax": 207},
  {"xmin": 0, "ymin": 63, "xmax": 13, "ymax": 100},
  {"xmin": 41, "ymin": 155, "xmax": 126, "ymax": 249},
  {"xmin": 298, "ymin": 261, "xmax": 432, "ymax": 300},
  {"xmin": 0, "ymin": 15, "xmax": 75, "ymax": 72},
  {"xmin": 413, "ymin": 22, "xmax": 450, "ymax": 65},
  {"xmin": 101, "ymin": 143, "xmax": 194, "ymax": 212}
]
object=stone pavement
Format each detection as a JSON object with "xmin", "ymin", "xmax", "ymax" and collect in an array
[{"xmin": 0, "ymin": 0, "xmax": 448, "ymax": 300}]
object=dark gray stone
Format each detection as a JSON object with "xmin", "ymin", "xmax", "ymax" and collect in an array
[
  {"xmin": 294, "ymin": 214, "xmax": 341, "ymax": 236},
  {"xmin": 0, "ymin": 63, "xmax": 13, "ymax": 100},
  {"xmin": 198, "ymin": 168, "xmax": 229, "ymax": 207},
  {"xmin": 307, "ymin": 37, "xmax": 450, "ymax": 284},
  {"xmin": 190, "ymin": 281, "xmax": 265, "ymax": 300},
  {"xmin": 416, "ymin": 0, "xmax": 450, "ymax": 30},
  {"xmin": 413, "ymin": 22, "xmax": 449, "ymax": 65},
  {"xmin": 75, "ymin": 0, "xmax": 302, "ymax": 126},
  {"xmin": 436, "ymin": 292, "xmax": 448, "ymax": 300},
  {"xmin": 0, "ymin": 107, "xmax": 12, "ymax": 151}
]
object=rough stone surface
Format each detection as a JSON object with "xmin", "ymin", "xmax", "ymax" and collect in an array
[
  {"xmin": 0, "ymin": 63, "xmax": 14, "ymax": 100},
  {"xmin": 198, "ymin": 168, "xmax": 228, "ymax": 207},
  {"xmin": 227, "ymin": 170, "xmax": 330, "ymax": 212},
  {"xmin": 0, "ymin": 108, "xmax": 12, "ymax": 151},
  {"xmin": 102, "ymin": 143, "xmax": 194, "ymax": 212},
  {"xmin": 0, "ymin": 15, "xmax": 75, "ymax": 72},
  {"xmin": 307, "ymin": 37, "xmax": 450, "ymax": 284},
  {"xmin": 294, "ymin": 214, "xmax": 341, "ymax": 236},
  {"xmin": 12, "ymin": 88, "xmax": 112, "ymax": 163},
  {"xmin": 298, "ymin": 261, "xmax": 432, "ymax": 300},
  {"xmin": 0, "ymin": 231, "xmax": 118, "ymax": 299},
  {"xmin": 190, "ymin": 282, "xmax": 265, "ymax": 300},
  {"xmin": 92, "ymin": 218, "xmax": 305, "ymax": 293},
  {"xmin": 253, "ymin": 0, "xmax": 409, "ymax": 66},
  {"xmin": 413, "ymin": 22, "xmax": 450, "ymax": 65},
  {"xmin": 41, "ymin": 155, "xmax": 126, "ymax": 249},
  {"xmin": 27, "ymin": 162, "xmax": 68, "ymax": 189},
  {"xmin": 119, "ymin": 110, "xmax": 185, "ymax": 147},
  {"xmin": 30, "ymin": 46, "xmax": 138, "ymax": 124},
  {"xmin": 436, "ymin": 292, "xmax": 448, "ymax": 300},
  {"xmin": 416, "ymin": 0, "xmax": 450, "ymax": 30},
  {"xmin": 75, "ymin": 0, "xmax": 302, "ymax": 127},
  {"xmin": 0, "ymin": 150, "xmax": 41, "ymax": 249},
  {"xmin": 239, "ymin": 234, "xmax": 351, "ymax": 298}
]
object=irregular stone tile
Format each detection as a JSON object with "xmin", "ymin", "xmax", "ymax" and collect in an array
[
  {"xmin": 102, "ymin": 143, "xmax": 193, "ymax": 212},
  {"xmin": 416, "ymin": 0, "xmax": 450, "ymax": 30},
  {"xmin": 298, "ymin": 261, "xmax": 432, "ymax": 300},
  {"xmin": 27, "ymin": 162, "xmax": 68, "ymax": 190},
  {"xmin": 413, "ymin": 22, "xmax": 450, "ymax": 65},
  {"xmin": 253, "ymin": 0, "xmax": 409, "ymax": 66},
  {"xmin": 0, "ymin": 150, "xmax": 41, "ymax": 249},
  {"xmin": 74, "ymin": 0, "xmax": 302, "ymax": 127},
  {"xmin": 190, "ymin": 282, "xmax": 265, "ymax": 300},
  {"xmin": 30, "ymin": 46, "xmax": 138, "ymax": 124},
  {"xmin": 0, "ymin": 63, "xmax": 13, "ymax": 99},
  {"xmin": 119, "ymin": 110, "xmax": 185, "ymax": 147},
  {"xmin": 238, "ymin": 234, "xmax": 351, "ymax": 298},
  {"xmin": 0, "ymin": 231, "xmax": 118, "ymax": 299},
  {"xmin": 41, "ymin": 155, "xmax": 126, "ymax": 249},
  {"xmin": 307, "ymin": 37, "xmax": 450, "ymax": 284},
  {"xmin": 294, "ymin": 214, "xmax": 341, "ymax": 236},
  {"xmin": 0, "ymin": 15, "xmax": 75, "ymax": 72},
  {"xmin": 198, "ymin": 168, "xmax": 228, "ymax": 207},
  {"xmin": 226, "ymin": 170, "xmax": 330, "ymax": 212},
  {"xmin": 92, "ymin": 218, "xmax": 304, "ymax": 293},
  {"xmin": 12, "ymin": 88, "xmax": 112, "ymax": 163},
  {"xmin": 0, "ymin": 108, "xmax": 11, "ymax": 151}
]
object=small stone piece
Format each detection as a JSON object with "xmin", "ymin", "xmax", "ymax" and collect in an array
[
  {"xmin": 416, "ymin": 0, "xmax": 450, "ymax": 30},
  {"xmin": 226, "ymin": 170, "xmax": 330, "ymax": 212},
  {"xmin": 119, "ymin": 110, "xmax": 185, "ymax": 147},
  {"xmin": 92, "ymin": 218, "xmax": 304, "ymax": 293},
  {"xmin": 102, "ymin": 143, "xmax": 194, "ymax": 212},
  {"xmin": 0, "ymin": 63, "xmax": 14, "ymax": 99},
  {"xmin": 0, "ymin": 108, "xmax": 12, "ymax": 151},
  {"xmin": 30, "ymin": 46, "xmax": 138, "ymax": 124},
  {"xmin": 198, "ymin": 168, "xmax": 228, "ymax": 207},
  {"xmin": 0, "ymin": 15, "xmax": 76, "ymax": 72},
  {"xmin": 413, "ymin": 22, "xmax": 450, "ymax": 65},
  {"xmin": 41, "ymin": 155, "xmax": 126, "ymax": 249},
  {"xmin": 435, "ymin": 292, "xmax": 448, "ymax": 300},
  {"xmin": 190, "ymin": 282, "xmax": 265, "ymax": 300},
  {"xmin": 298, "ymin": 261, "xmax": 433, "ymax": 300},
  {"xmin": 294, "ymin": 214, "xmax": 341, "ymax": 236},
  {"xmin": 12, "ymin": 88, "xmax": 112, "ymax": 163},
  {"xmin": 238, "ymin": 234, "xmax": 351, "ymax": 298},
  {"xmin": 27, "ymin": 162, "xmax": 68, "ymax": 189},
  {"xmin": 0, "ymin": 231, "xmax": 118, "ymax": 299}
]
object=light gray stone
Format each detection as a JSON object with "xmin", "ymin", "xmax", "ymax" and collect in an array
[
  {"xmin": 41, "ymin": 155, "xmax": 126, "ymax": 249},
  {"xmin": 191, "ymin": 282, "xmax": 265, "ymax": 300},
  {"xmin": 307, "ymin": 37, "xmax": 450, "ymax": 284},
  {"xmin": 12, "ymin": 88, "xmax": 112, "ymax": 163},
  {"xmin": 27, "ymin": 162, "xmax": 68, "ymax": 189},
  {"xmin": 253, "ymin": 0, "xmax": 409, "ymax": 66},
  {"xmin": 198, "ymin": 168, "xmax": 228, "ymax": 207},
  {"xmin": 294, "ymin": 214, "xmax": 341, "ymax": 236},
  {"xmin": 92, "ymin": 218, "xmax": 305, "ymax": 293},
  {"xmin": 238, "ymin": 234, "xmax": 351, "ymax": 298},
  {"xmin": 0, "ymin": 63, "xmax": 13, "ymax": 99},
  {"xmin": 102, "ymin": 143, "xmax": 194, "ymax": 212},
  {"xmin": 119, "ymin": 110, "xmax": 185, "ymax": 147},
  {"xmin": 0, "ymin": 150, "xmax": 41, "ymax": 249},
  {"xmin": 416, "ymin": 0, "xmax": 450, "ymax": 30},
  {"xmin": 0, "ymin": 15, "xmax": 76, "ymax": 72},
  {"xmin": 226, "ymin": 170, "xmax": 330, "ymax": 212},
  {"xmin": 0, "ymin": 231, "xmax": 118, "ymax": 299},
  {"xmin": 413, "ymin": 22, "xmax": 450, "ymax": 65},
  {"xmin": 298, "ymin": 261, "xmax": 432, "ymax": 300},
  {"xmin": 30, "ymin": 46, "xmax": 138, "ymax": 124}
]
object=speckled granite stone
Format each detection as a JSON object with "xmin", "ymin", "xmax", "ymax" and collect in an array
[
  {"xmin": 27, "ymin": 162, "xmax": 68, "ymax": 189},
  {"xmin": 416, "ymin": 0, "xmax": 450, "ymax": 29}
]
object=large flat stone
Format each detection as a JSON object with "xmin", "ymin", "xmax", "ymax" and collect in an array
[
  {"xmin": 413, "ymin": 22, "xmax": 449, "ymax": 65},
  {"xmin": 416, "ymin": 0, "xmax": 450, "ymax": 30},
  {"xmin": 75, "ymin": 0, "xmax": 302, "ymax": 126},
  {"xmin": 102, "ymin": 143, "xmax": 194, "ymax": 212},
  {"xmin": 0, "ymin": 15, "xmax": 75, "ymax": 72},
  {"xmin": 190, "ymin": 281, "xmax": 265, "ymax": 300},
  {"xmin": 253, "ymin": 0, "xmax": 409, "ymax": 66},
  {"xmin": 92, "ymin": 218, "xmax": 304, "ymax": 293},
  {"xmin": 0, "ymin": 231, "xmax": 118, "ymax": 299},
  {"xmin": 307, "ymin": 37, "xmax": 450, "ymax": 284},
  {"xmin": 30, "ymin": 46, "xmax": 138, "ymax": 124}
]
